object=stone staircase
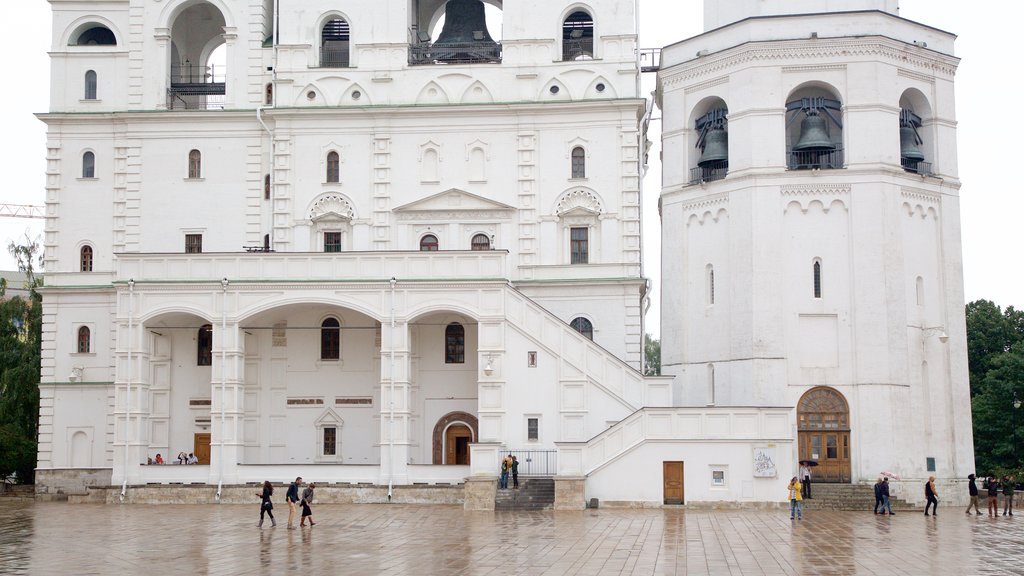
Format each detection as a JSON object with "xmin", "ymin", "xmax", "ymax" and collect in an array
[
  {"xmin": 0, "ymin": 484, "xmax": 35, "ymax": 501},
  {"xmin": 801, "ymin": 483, "xmax": 919, "ymax": 511},
  {"xmin": 494, "ymin": 478, "xmax": 555, "ymax": 511}
]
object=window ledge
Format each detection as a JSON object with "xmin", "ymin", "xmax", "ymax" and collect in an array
[
  {"xmin": 316, "ymin": 359, "xmax": 344, "ymax": 368},
  {"xmin": 79, "ymin": 99, "xmax": 102, "ymax": 104},
  {"xmin": 568, "ymin": 177, "xmax": 588, "ymax": 182},
  {"xmin": 323, "ymin": 181, "xmax": 342, "ymax": 186},
  {"xmin": 70, "ymin": 352, "xmax": 96, "ymax": 357},
  {"xmin": 77, "ymin": 177, "xmax": 99, "ymax": 182},
  {"xmin": 183, "ymin": 178, "xmax": 205, "ymax": 182}
]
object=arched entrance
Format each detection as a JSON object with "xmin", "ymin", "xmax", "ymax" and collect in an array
[
  {"xmin": 432, "ymin": 412, "xmax": 478, "ymax": 465},
  {"xmin": 797, "ymin": 386, "xmax": 851, "ymax": 483}
]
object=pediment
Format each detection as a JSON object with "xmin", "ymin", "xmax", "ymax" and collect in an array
[{"xmin": 394, "ymin": 189, "xmax": 514, "ymax": 212}]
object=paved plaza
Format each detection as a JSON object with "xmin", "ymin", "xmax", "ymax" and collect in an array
[{"xmin": 1, "ymin": 501, "xmax": 1023, "ymax": 575}]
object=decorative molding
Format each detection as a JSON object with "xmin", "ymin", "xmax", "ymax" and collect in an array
[
  {"xmin": 780, "ymin": 184, "xmax": 851, "ymax": 196},
  {"xmin": 555, "ymin": 189, "xmax": 604, "ymax": 216},
  {"xmin": 781, "ymin": 64, "xmax": 846, "ymax": 73},
  {"xmin": 308, "ymin": 193, "xmax": 356, "ymax": 221},
  {"xmin": 396, "ymin": 209, "xmax": 510, "ymax": 221},
  {"xmin": 900, "ymin": 187, "xmax": 940, "ymax": 204},
  {"xmin": 680, "ymin": 195, "xmax": 728, "ymax": 214}
]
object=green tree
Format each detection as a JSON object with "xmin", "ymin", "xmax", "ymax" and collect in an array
[
  {"xmin": 966, "ymin": 300, "xmax": 1024, "ymax": 475},
  {"xmin": 0, "ymin": 234, "xmax": 42, "ymax": 483},
  {"xmin": 644, "ymin": 333, "xmax": 661, "ymax": 376}
]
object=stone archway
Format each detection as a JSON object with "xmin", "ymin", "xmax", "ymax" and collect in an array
[
  {"xmin": 797, "ymin": 386, "xmax": 851, "ymax": 483},
  {"xmin": 432, "ymin": 411, "xmax": 479, "ymax": 464}
]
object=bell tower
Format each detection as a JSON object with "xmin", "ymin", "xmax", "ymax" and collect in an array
[{"xmin": 658, "ymin": 3, "xmax": 974, "ymax": 489}]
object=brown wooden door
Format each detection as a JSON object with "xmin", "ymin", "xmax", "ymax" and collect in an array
[
  {"xmin": 193, "ymin": 433, "xmax": 211, "ymax": 465},
  {"xmin": 663, "ymin": 461, "xmax": 684, "ymax": 505},
  {"xmin": 445, "ymin": 425, "xmax": 472, "ymax": 465},
  {"xmin": 798, "ymin": 431, "xmax": 850, "ymax": 482}
]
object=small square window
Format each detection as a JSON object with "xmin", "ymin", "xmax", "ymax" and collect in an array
[
  {"xmin": 185, "ymin": 234, "xmax": 203, "ymax": 254},
  {"xmin": 527, "ymin": 351, "xmax": 537, "ymax": 368},
  {"xmin": 527, "ymin": 418, "xmax": 539, "ymax": 441},
  {"xmin": 712, "ymin": 470, "xmax": 726, "ymax": 486},
  {"xmin": 324, "ymin": 232, "xmax": 342, "ymax": 253}
]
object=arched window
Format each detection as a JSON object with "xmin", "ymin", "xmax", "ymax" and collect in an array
[
  {"xmin": 813, "ymin": 260, "xmax": 822, "ymax": 299},
  {"xmin": 471, "ymin": 234, "xmax": 490, "ymax": 251},
  {"xmin": 80, "ymin": 246, "xmax": 94, "ymax": 272},
  {"xmin": 916, "ymin": 276, "xmax": 924, "ymax": 306},
  {"xmin": 84, "ymin": 70, "xmax": 98, "ymax": 100},
  {"xmin": 706, "ymin": 264, "xmax": 715, "ymax": 305},
  {"xmin": 326, "ymin": 151, "xmax": 340, "ymax": 183},
  {"xmin": 265, "ymin": 83, "xmax": 273, "ymax": 105},
  {"xmin": 562, "ymin": 11, "xmax": 594, "ymax": 61},
  {"xmin": 82, "ymin": 151, "xmax": 96, "ymax": 178},
  {"xmin": 420, "ymin": 234, "xmax": 439, "ymax": 251},
  {"xmin": 445, "ymin": 323, "xmax": 465, "ymax": 364},
  {"xmin": 77, "ymin": 326, "xmax": 91, "ymax": 354},
  {"xmin": 708, "ymin": 364, "xmax": 716, "ymax": 405},
  {"xmin": 570, "ymin": 317, "xmax": 593, "ymax": 340},
  {"xmin": 75, "ymin": 25, "xmax": 116, "ymax": 46},
  {"xmin": 571, "ymin": 146, "xmax": 586, "ymax": 179},
  {"xmin": 188, "ymin": 149, "xmax": 202, "ymax": 179},
  {"xmin": 320, "ymin": 317, "xmax": 340, "ymax": 360},
  {"xmin": 197, "ymin": 325, "xmax": 213, "ymax": 366},
  {"xmin": 321, "ymin": 18, "xmax": 351, "ymax": 68},
  {"xmin": 264, "ymin": 174, "xmax": 271, "ymax": 200}
]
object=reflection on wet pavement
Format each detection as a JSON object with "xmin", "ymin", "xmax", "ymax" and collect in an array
[{"xmin": 0, "ymin": 501, "xmax": 1020, "ymax": 575}]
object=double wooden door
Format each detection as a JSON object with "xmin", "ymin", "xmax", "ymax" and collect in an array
[{"xmin": 798, "ymin": 431, "xmax": 850, "ymax": 483}]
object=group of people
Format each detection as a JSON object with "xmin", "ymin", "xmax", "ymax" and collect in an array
[
  {"xmin": 966, "ymin": 474, "xmax": 1015, "ymax": 517},
  {"xmin": 499, "ymin": 453, "xmax": 519, "ymax": 489},
  {"xmin": 257, "ymin": 476, "xmax": 317, "ymax": 529},
  {"xmin": 146, "ymin": 452, "xmax": 198, "ymax": 465}
]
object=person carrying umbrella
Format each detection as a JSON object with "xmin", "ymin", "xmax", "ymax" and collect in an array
[{"xmin": 799, "ymin": 460, "xmax": 815, "ymax": 499}]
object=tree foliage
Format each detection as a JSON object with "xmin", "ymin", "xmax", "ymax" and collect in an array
[
  {"xmin": 0, "ymin": 234, "xmax": 42, "ymax": 482},
  {"xmin": 966, "ymin": 300, "xmax": 1024, "ymax": 476},
  {"xmin": 644, "ymin": 333, "xmax": 661, "ymax": 376}
]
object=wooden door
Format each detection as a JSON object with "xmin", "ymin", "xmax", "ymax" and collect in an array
[
  {"xmin": 798, "ymin": 431, "xmax": 850, "ymax": 482},
  {"xmin": 663, "ymin": 461, "xmax": 684, "ymax": 505},
  {"xmin": 445, "ymin": 425, "xmax": 472, "ymax": 465},
  {"xmin": 193, "ymin": 433, "xmax": 211, "ymax": 465}
]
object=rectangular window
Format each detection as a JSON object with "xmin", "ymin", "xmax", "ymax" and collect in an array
[
  {"xmin": 570, "ymin": 227, "xmax": 588, "ymax": 264},
  {"xmin": 527, "ymin": 418, "xmax": 539, "ymax": 441},
  {"xmin": 185, "ymin": 234, "xmax": 203, "ymax": 254},
  {"xmin": 926, "ymin": 457, "xmax": 936, "ymax": 472},
  {"xmin": 323, "ymin": 427, "xmax": 336, "ymax": 456},
  {"xmin": 712, "ymin": 470, "xmax": 725, "ymax": 486},
  {"xmin": 324, "ymin": 232, "xmax": 342, "ymax": 253},
  {"xmin": 527, "ymin": 351, "xmax": 538, "ymax": 367}
]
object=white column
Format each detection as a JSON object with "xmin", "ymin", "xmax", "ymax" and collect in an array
[
  {"xmin": 112, "ymin": 285, "xmax": 150, "ymax": 486},
  {"xmin": 210, "ymin": 319, "xmax": 245, "ymax": 486},
  {"xmin": 379, "ymin": 319, "xmax": 411, "ymax": 486}
]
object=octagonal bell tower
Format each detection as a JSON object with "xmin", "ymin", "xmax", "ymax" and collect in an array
[{"xmin": 657, "ymin": 0, "xmax": 974, "ymax": 493}]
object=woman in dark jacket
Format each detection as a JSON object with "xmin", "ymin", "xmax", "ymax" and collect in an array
[
  {"xmin": 987, "ymin": 477, "xmax": 1000, "ymax": 517},
  {"xmin": 257, "ymin": 480, "xmax": 276, "ymax": 528}
]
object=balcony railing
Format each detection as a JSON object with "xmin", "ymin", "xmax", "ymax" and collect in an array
[
  {"xmin": 168, "ymin": 64, "xmax": 226, "ymax": 110},
  {"xmin": 506, "ymin": 449, "xmax": 557, "ymax": 477},
  {"xmin": 319, "ymin": 47, "xmax": 350, "ymax": 68},
  {"xmin": 689, "ymin": 163, "xmax": 728, "ymax": 184},
  {"xmin": 902, "ymin": 158, "xmax": 933, "ymax": 176},
  {"xmin": 787, "ymin": 147, "xmax": 845, "ymax": 170},
  {"xmin": 562, "ymin": 38, "xmax": 594, "ymax": 61},
  {"xmin": 409, "ymin": 41, "xmax": 502, "ymax": 65}
]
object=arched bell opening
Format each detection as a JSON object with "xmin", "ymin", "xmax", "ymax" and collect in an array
[
  {"xmin": 561, "ymin": 10, "xmax": 594, "ymax": 61},
  {"xmin": 689, "ymin": 97, "xmax": 729, "ymax": 184},
  {"xmin": 409, "ymin": 0, "xmax": 502, "ymax": 65},
  {"xmin": 796, "ymin": 386, "xmax": 851, "ymax": 483},
  {"xmin": 785, "ymin": 85, "xmax": 844, "ymax": 170},
  {"xmin": 168, "ymin": 2, "xmax": 228, "ymax": 110},
  {"xmin": 899, "ymin": 88, "xmax": 934, "ymax": 175}
]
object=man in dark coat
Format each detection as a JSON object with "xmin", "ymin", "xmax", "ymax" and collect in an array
[
  {"xmin": 286, "ymin": 476, "xmax": 303, "ymax": 529},
  {"xmin": 965, "ymin": 474, "xmax": 981, "ymax": 515},
  {"xmin": 873, "ymin": 478, "xmax": 884, "ymax": 514}
]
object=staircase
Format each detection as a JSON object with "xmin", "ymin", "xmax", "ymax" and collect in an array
[
  {"xmin": 0, "ymin": 484, "xmax": 35, "ymax": 501},
  {"xmin": 801, "ymin": 483, "xmax": 919, "ymax": 511},
  {"xmin": 494, "ymin": 478, "xmax": 555, "ymax": 511}
]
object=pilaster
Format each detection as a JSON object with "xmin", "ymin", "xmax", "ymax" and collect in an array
[{"xmin": 379, "ymin": 319, "xmax": 410, "ymax": 485}]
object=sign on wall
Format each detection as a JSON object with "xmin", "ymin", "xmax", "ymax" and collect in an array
[{"xmin": 753, "ymin": 447, "xmax": 777, "ymax": 478}]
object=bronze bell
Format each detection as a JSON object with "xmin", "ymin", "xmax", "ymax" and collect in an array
[
  {"xmin": 793, "ymin": 111, "xmax": 835, "ymax": 151},
  {"xmin": 698, "ymin": 127, "xmax": 728, "ymax": 166},
  {"xmin": 899, "ymin": 124, "xmax": 925, "ymax": 162},
  {"xmin": 435, "ymin": 0, "xmax": 495, "ymax": 45}
]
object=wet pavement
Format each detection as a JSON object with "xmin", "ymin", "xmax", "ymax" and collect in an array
[{"xmin": 0, "ymin": 501, "xmax": 1022, "ymax": 575}]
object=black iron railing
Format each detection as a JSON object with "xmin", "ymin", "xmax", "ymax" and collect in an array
[
  {"xmin": 408, "ymin": 41, "xmax": 502, "ymax": 65},
  {"xmin": 639, "ymin": 48, "xmax": 661, "ymax": 73},
  {"xmin": 168, "ymin": 64, "xmax": 226, "ymax": 110},
  {"xmin": 562, "ymin": 38, "xmax": 594, "ymax": 61},
  {"xmin": 506, "ymin": 449, "xmax": 557, "ymax": 477},
  {"xmin": 690, "ymin": 163, "xmax": 728, "ymax": 184},
  {"xmin": 902, "ymin": 158, "xmax": 933, "ymax": 176},
  {"xmin": 788, "ymin": 147, "xmax": 845, "ymax": 170},
  {"xmin": 320, "ymin": 47, "xmax": 350, "ymax": 68}
]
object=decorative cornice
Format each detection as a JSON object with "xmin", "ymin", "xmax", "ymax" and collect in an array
[
  {"xmin": 680, "ymin": 194, "xmax": 728, "ymax": 214},
  {"xmin": 900, "ymin": 187, "xmax": 940, "ymax": 204},
  {"xmin": 781, "ymin": 64, "xmax": 847, "ymax": 73},
  {"xmin": 395, "ymin": 209, "xmax": 510, "ymax": 221},
  {"xmin": 780, "ymin": 184, "xmax": 851, "ymax": 196}
]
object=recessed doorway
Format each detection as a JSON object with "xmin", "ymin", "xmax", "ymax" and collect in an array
[{"xmin": 663, "ymin": 461, "xmax": 684, "ymax": 505}]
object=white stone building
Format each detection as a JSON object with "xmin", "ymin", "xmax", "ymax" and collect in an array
[{"xmin": 36, "ymin": 0, "xmax": 972, "ymax": 508}]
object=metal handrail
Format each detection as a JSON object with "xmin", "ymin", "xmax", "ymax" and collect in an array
[
  {"xmin": 787, "ymin": 147, "xmax": 845, "ymax": 170},
  {"xmin": 408, "ymin": 41, "xmax": 502, "ymax": 65},
  {"xmin": 690, "ymin": 164, "xmax": 728, "ymax": 184}
]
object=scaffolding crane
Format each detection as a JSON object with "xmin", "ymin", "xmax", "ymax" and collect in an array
[{"xmin": 0, "ymin": 204, "xmax": 45, "ymax": 219}]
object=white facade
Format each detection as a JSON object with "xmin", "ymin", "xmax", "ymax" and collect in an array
[{"xmin": 659, "ymin": 0, "xmax": 974, "ymax": 501}]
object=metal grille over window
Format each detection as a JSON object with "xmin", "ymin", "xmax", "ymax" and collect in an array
[
  {"xmin": 420, "ymin": 234, "xmax": 439, "ymax": 251},
  {"xmin": 77, "ymin": 326, "xmax": 91, "ymax": 354},
  {"xmin": 323, "ymin": 427, "xmax": 337, "ymax": 456},
  {"xmin": 527, "ymin": 418, "xmax": 539, "ymax": 441},
  {"xmin": 562, "ymin": 11, "xmax": 594, "ymax": 61},
  {"xmin": 80, "ymin": 246, "xmax": 93, "ymax": 272},
  {"xmin": 445, "ymin": 323, "xmax": 465, "ymax": 364},
  {"xmin": 326, "ymin": 151, "xmax": 340, "ymax": 183},
  {"xmin": 570, "ymin": 317, "xmax": 593, "ymax": 340},
  {"xmin": 185, "ymin": 234, "xmax": 203, "ymax": 254},
  {"xmin": 571, "ymin": 147, "xmax": 586, "ymax": 179},
  {"xmin": 324, "ymin": 232, "xmax": 342, "ymax": 253},
  {"xmin": 471, "ymin": 234, "xmax": 490, "ymax": 251},
  {"xmin": 570, "ymin": 227, "xmax": 588, "ymax": 264},
  {"xmin": 321, "ymin": 19, "xmax": 351, "ymax": 68}
]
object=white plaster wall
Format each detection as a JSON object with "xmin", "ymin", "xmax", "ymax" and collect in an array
[
  {"xmin": 47, "ymin": 386, "xmax": 112, "ymax": 469},
  {"xmin": 704, "ymin": 0, "xmax": 898, "ymax": 31}
]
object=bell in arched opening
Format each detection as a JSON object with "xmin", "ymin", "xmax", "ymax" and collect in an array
[
  {"xmin": 899, "ymin": 124, "xmax": 925, "ymax": 163},
  {"xmin": 434, "ymin": 0, "xmax": 498, "ymax": 62},
  {"xmin": 793, "ymin": 111, "xmax": 836, "ymax": 151},
  {"xmin": 698, "ymin": 127, "xmax": 728, "ymax": 167}
]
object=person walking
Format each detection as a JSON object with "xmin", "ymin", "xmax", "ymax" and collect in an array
[
  {"xmin": 873, "ymin": 478, "xmax": 884, "ymax": 514},
  {"xmin": 878, "ymin": 478, "xmax": 894, "ymax": 515},
  {"xmin": 511, "ymin": 456, "xmax": 520, "ymax": 489},
  {"xmin": 965, "ymin": 474, "xmax": 982, "ymax": 515},
  {"xmin": 787, "ymin": 476, "xmax": 803, "ymax": 520},
  {"xmin": 987, "ymin": 476, "xmax": 1000, "ymax": 517},
  {"xmin": 300, "ymin": 482, "xmax": 316, "ymax": 526},
  {"xmin": 256, "ymin": 480, "xmax": 276, "ymax": 528},
  {"xmin": 799, "ymin": 462, "xmax": 812, "ymax": 499},
  {"xmin": 924, "ymin": 476, "xmax": 939, "ymax": 516},
  {"xmin": 1002, "ymin": 475, "xmax": 1015, "ymax": 516},
  {"xmin": 286, "ymin": 476, "xmax": 303, "ymax": 529}
]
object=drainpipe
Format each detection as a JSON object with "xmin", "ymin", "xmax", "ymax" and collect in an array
[
  {"xmin": 217, "ymin": 277, "xmax": 228, "ymax": 501},
  {"xmin": 388, "ymin": 277, "xmax": 396, "ymax": 501},
  {"xmin": 121, "ymin": 278, "xmax": 135, "ymax": 501}
]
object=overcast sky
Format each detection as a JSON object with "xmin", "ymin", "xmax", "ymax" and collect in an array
[{"xmin": 1, "ymin": 1, "xmax": 1019, "ymax": 337}]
